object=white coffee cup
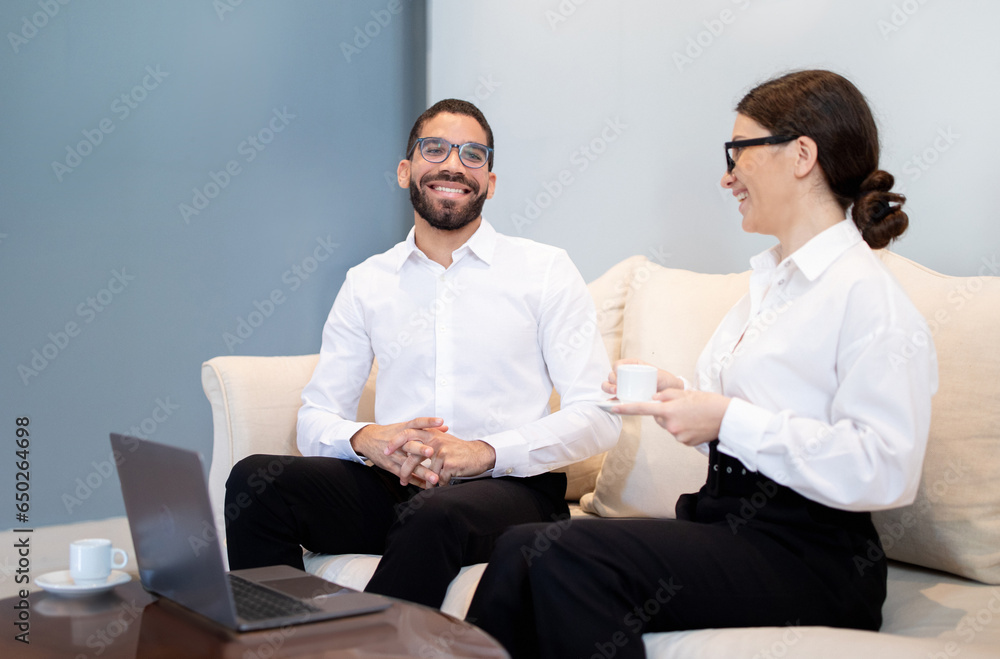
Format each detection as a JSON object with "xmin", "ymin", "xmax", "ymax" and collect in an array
[
  {"xmin": 69, "ymin": 538, "xmax": 128, "ymax": 586},
  {"xmin": 616, "ymin": 364, "xmax": 658, "ymax": 402}
]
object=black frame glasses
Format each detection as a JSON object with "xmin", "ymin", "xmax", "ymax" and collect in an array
[
  {"xmin": 724, "ymin": 135, "xmax": 799, "ymax": 173},
  {"xmin": 409, "ymin": 137, "xmax": 493, "ymax": 169}
]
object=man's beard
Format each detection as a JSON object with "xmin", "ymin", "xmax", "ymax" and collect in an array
[{"xmin": 409, "ymin": 173, "xmax": 488, "ymax": 231}]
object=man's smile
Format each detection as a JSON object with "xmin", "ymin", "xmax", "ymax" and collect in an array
[{"xmin": 423, "ymin": 175, "xmax": 476, "ymax": 200}]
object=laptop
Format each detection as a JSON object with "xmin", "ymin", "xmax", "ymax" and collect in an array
[{"xmin": 110, "ymin": 432, "xmax": 391, "ymax": 631}]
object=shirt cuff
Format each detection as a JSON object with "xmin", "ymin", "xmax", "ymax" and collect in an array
[
  {"xmin": 717, "ymin": 397, "xmax": 773, "ymax": 472},
  {"xmin": 316, "ymin": 421, "xmax": 370, "ymax": 462},
  {"xmin": 482, "ymin": 429, "xmax": 528, "ymax": 477}
]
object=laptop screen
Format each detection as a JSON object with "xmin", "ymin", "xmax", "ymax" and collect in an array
[{"xmin": 111, "ymin": 433, "xmax": 238, "ymax": 628}]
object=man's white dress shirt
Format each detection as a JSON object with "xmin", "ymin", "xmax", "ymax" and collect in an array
[
  {"xmin": 297, "ymin": 220, "xmax": 621, "ymax": 478},
  {"xmin": 696, "ymin": 220, "xmax": 938, "ymax": 511}
]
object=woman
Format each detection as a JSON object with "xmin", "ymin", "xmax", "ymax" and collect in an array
[{"xmin": 464, "ymin": 70, "xmax": 938, "ymax": 659}]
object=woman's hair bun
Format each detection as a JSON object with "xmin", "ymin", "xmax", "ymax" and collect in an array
[{"xmin": 852, "ymin": 170, "xmax": 908, "ymax": 249}]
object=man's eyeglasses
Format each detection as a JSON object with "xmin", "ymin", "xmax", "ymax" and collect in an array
[
  {"xmin": 724, "ymin": 135, "xmax": 799, "ymax": 173},
  {"xmin": 409, "ymin": 137, "xmax": 493, "ymax": 169}
]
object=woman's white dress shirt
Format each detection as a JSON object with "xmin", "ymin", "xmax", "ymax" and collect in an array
[{"xmin": 696, "ymin": 220, "xmax": 938, "ymax": 511}]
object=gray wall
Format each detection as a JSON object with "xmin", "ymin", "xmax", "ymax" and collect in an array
[
  {"xmin": 428, "ymin": 0, "xmax": 998, "ymax": 282},
  {"xmin": 2, "ymin": 1, "xmax": 427, "ymax": 528}
]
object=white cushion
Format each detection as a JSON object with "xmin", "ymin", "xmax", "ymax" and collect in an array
[
  {"xmin": 581, "ymin": 259, "xmax": 749, "ymax": 518},
  {"xmin": 870, "ymin": 251, "xmax": 1000, "ymax": 584},
  {"xmin": 643, "ymin": 561, "xmax": 1000, "ymax": 658}
]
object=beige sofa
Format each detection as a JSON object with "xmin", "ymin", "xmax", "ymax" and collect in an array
[{"xmin": 202, "ymin": 252, "xmax": 1000, "ymax": 658}]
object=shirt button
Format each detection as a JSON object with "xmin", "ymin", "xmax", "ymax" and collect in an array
[
  {"xmin": 726, "ymin": 466, "xmax": 732, "ymax": 474},
  {"xmin": 439, "ymin": 378, "xmax": 448, "ymax": 386},
  {"xmin": 438, "ymin": 325, "xmax": 446, "ymax": 333},
  {"xmin": 505, "ymin": 468, "xmax": 513, "ymax": 475},
  {"xmin": 778, "ymin": 279, "xmax": 785, "ymax": 285}
]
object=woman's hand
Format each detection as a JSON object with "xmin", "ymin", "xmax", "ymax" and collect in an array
[
  {"xmin": 603, "ymin": 358, "xmax": 685, "ymax": 397},
  {"xmin": 613, "ymin": 388, "xmax": 731, "ymax": 447}
]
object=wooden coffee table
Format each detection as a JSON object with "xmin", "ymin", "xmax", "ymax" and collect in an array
[{"xmin": 1, "ymin": 579, "xmax": 509, "ymax": 658}]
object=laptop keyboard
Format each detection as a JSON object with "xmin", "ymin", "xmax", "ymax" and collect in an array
[{"xmin": 228, "ymin": 574, "xmax": 321, "ymax": 622}]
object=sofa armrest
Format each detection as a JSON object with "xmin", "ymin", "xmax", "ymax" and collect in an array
[
  {"xmin": 200, "ymin": 355, "xmax": 317, "ymax": 541},
  {"xmin": 201, "ymin": 355, "xmax": 380, "ymax": 534}
]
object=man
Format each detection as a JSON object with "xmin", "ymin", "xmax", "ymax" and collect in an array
[{"xmin": 225, "ymin": 99, "xmax": 621, "ymax": 608}]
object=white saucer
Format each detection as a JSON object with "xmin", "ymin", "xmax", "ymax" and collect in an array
[
  {"xmin": 35, "ymin": 570, "xmax": 131, "ymax": 597},
  {"xmin": 597, "ymin": 398, "xmax": 654, "ymax": 412}
]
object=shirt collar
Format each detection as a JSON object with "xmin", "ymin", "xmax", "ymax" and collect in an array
[
  {"xmin": 750, "ymin": 219, "xmax": 863, "ymax": 281},
  {"xmin": 391, "ymin": 218, "xmax": 497, "ymax": 272}
]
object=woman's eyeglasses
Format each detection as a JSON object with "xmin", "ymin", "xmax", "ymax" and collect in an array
[{"xmin": 724, "ymin": 135, "xmax": 799, "ymax": 173}]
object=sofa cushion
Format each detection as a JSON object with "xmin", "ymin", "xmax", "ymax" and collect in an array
[
  {"xmin": 580, "ymin": 258, "xmax": 750, "ymax": 517},
  {"xmin": 552, "ymin": 255, "xmax": 645, "ymax": 499},
  {"xmin": 870, "ymin": 251, "xmax": 1000, "ymax": 584}
]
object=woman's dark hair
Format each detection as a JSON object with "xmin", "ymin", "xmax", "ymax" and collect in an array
[
  {"xmin": 736, "ymin": 70, "xmax": 906, "ymax": 249},
  {"xmin": 406, "ymin": 99, "xmax": 495, "ymax": 171}
]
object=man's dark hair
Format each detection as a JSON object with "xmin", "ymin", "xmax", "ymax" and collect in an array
[{"xmin": 406, "ymin": 99, "xmax": 494, "ymax": 171}]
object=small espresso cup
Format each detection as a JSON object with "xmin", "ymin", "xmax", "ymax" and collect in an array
[
  {"xmin": 69, "ymin": 538, "xmax": 128, "ymax": 586},
  {"xmin": 616, "ymin": 364, "xmax": 658, "ymax": 402}
]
